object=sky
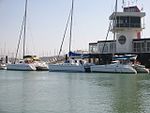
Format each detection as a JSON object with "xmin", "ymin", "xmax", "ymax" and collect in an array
[{"xmin": 0, "ymin": 0, "xmax": 150, "ymax": 57}]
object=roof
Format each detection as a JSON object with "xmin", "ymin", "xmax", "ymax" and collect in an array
[
  {"xmin": 89, "ymin": 42, "xmax": 97, "ymax": 45},
  {"xmin": 97, "ymin": 40, "xmax": 116, "ymax": 43},
  {"xmin": 89, "ymin": 38, "xmax": 150, "ymax": 45},
  {"xmin": 123, "ymin": 6, "xmax": 140, "ymax": 12},
  {"xmin": 109, "ymin": 12, "xmax": 145, "ymax": 20}
]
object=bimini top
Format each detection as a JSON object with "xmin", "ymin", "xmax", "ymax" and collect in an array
[
  {"xmin": 112, "ymin": 55, "xmax": 137, "ymax": 60},
  {"xmin": 69, "ymin": 51, "xmax": 90, "ymax": 58}
]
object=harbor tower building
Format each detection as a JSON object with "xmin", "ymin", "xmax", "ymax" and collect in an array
[
  {"xmin": 89, "ymin": 4, "xmax": 150, "ymax": 67},
  {"xmin": 109, "ymin": 6, "xmax": 145, "ymax": 53}
]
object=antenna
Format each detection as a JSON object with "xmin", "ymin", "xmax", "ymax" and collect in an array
[{"xmin": 122, "ymin": 0, "xmax": 125, "ymax": 8}]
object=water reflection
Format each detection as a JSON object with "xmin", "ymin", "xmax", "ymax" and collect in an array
[
  {"xmin": 0, "ymin": 71, "xmax": 150, "ymax": 113},
  {"xmin": 83, "ymin": 73, "xmax": 150, "ymax": 113},
  {"xmin": 111, "ymin": 75, "xmax": 141, "ymax": 113}
]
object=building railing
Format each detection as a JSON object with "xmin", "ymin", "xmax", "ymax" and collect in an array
[{"xmin": 133, "ymin": 47, "xmax": 150, "ymax": 53}]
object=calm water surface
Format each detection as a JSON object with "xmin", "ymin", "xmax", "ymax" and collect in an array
[{"xmin": 0, "ymin": 70, "xmax": 150, "ymax": 113}]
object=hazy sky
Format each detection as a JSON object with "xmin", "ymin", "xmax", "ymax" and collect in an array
[{"xmin": 0, "ymin": 0, "xmax": 150, "ymax": 57}]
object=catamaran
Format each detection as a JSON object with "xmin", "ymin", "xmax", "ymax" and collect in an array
[
  {"xmin": 7, "ymin": 0, "xmax": 36, "ymax": 71},
  {"xmin": 90, "ymin": 55, "xmax": 137, "ymax": 74},
  {"xmin": 7, "ymin": 57, "xmax": 36, "ymax": 71},
  {"xmin": 48, "ymin": 0, "xmax": 92, "ymax": 72}
]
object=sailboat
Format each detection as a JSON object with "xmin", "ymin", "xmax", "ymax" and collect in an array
[
  {"xmin": 90, "ymin": 0, "xmax": 137, "ymax": 74},
  {"xmin": 48, "ymin": 0, "xmax": 91, "ymax": 72},
  {"xmin": 7, "ymin": 0, "xmax": 36, "ymax": 71}
]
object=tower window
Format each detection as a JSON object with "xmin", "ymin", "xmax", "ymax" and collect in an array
[{"xmin": 116, "ymin": 16, "xmax": 141, "ymax": 28}]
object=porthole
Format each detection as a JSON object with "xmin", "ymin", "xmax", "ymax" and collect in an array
[{"xmin": 118, "ymin": 35, "xmax": 126, "ymax": 45}]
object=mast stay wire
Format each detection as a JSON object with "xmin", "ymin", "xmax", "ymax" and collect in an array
[
  {"xmin": 14, "ymin": 16, "xmax": 25, "ymax": 64},
  {"xmin": 58, "ymin": 10, "xmax": 72, "ymax": 58},
  {"xmin": 101, "ymin": 22, "xmax": 112, "ymax": 54},
  {"xmin": 102, "ymin": 0, "xmax": 118, "ymax": 54}
]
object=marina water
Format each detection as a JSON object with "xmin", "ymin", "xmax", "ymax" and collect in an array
[{"xmin": 0, "ymin": 70, "xmax": 150, "ymax": 113}]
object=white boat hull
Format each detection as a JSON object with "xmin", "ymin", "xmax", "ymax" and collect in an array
[
  {"xmin": 136, "ymin": 68, "xmax": 149, "ymax": 73},
  {"xmin": 34, "ymin": 62, "xmax": 49, "ymax": 71},
  {"xmin": 133, "ymin": 64, "xmax": 149, "ymax": 73},
  {"xmin": 48, "ymin": 64, "xmax": 85, "ymax": 72},
  {"xmin": 7, "ymin": 63, "xmax": 36, "ymax": 71},
  {"xmin": 90, "ymin": 64, "xmax": 137, "ymax": 74},
  {"xmin": 0, "ymin": 64, "xmax": 7, "ymax": 70}
]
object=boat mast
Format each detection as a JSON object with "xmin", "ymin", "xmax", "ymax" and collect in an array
[
  {"xmin": 23, "ymin": 0, "xmax": 28, "ymax": 58},
  {"xmin": 115, "ymin": 0, "xmax": 118, "ymax": 13},
  {"xmin": 113, "ymin": 0, "xmax": 118, "ymax": 41},
  {"xmin": 69, "ymin": 0, "xmax": 74, "ymax": 54}
]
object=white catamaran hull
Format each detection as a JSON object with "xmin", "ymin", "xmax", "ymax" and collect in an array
[
  {"xmin": 90, "ymin": 63, "xmax": 137, "ymax": 74},
  {"xmin": 7, "ymin": 63, "xmax": 36, "ymax": 71},
  {"xmin": 48, "ymin": 64, "xmax": 85, "ymax": 72}
]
